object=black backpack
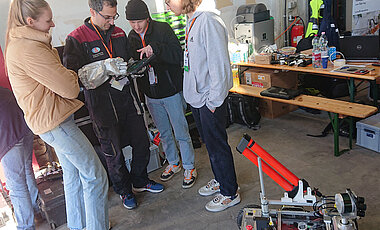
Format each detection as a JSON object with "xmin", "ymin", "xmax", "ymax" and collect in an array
[
  {"xmin": 300, "ymin": 74, "xmax": 349, "ymax": 99},
  {"xmin": 226, "ymin": 93, "xmax": 261, "ymax": 129},
  {"xmin": 296, "ymin": 33, "xmax": 315, "ymax": 53}
]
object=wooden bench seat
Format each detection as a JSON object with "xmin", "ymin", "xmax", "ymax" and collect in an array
[
  {"xmin": 230, "ymin": 85, "xmax": 379, "ymax": 156},
  {"xmin": 230, "ymin": 85, "xmax": 378, "ymax": 118}
]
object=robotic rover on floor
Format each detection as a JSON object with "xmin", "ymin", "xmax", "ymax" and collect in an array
[{"xmin": 236, "ymin": 134, "xmax": 366, "ymax": 230}]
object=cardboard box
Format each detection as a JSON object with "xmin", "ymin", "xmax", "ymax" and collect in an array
[
  {"xmin": 254, "ymin": 54, "xmax": 272, "ymax": 64},
  {"xmin": 258, "ymin": 99, "xmax": 298, "ymax": 119},
  {"xmin": 243, "ymin": 68, "xmax": 298, "ymax": 89}
]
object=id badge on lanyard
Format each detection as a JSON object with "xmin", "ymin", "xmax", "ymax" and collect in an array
[
  {"xmin": 184, "ymin": 50, "xmax": 189, "ymax": 72},
  {"xmin": 184, "ymin": 17, "xmax": 196, "ymax": 73},
  {"xmin": 148, "ymin": 66, "xmax": 157, "ymax": 85}
]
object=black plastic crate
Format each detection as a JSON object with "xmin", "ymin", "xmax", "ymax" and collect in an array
[{"xmin": 37, "ymin": 174, "xmax": 66, "ymax": 229}]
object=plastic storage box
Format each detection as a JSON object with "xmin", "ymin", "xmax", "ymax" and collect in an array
[
  {"xmin": 37, "ymin": 174, "xmax": 67, "ymax": 229},
  {"xmin": 123, "ymin": 144, "xmax": 162, "ymax": 173},
  {"xmin": 356, "ymin": 113, "xmax": 380, "ymax": 153}
]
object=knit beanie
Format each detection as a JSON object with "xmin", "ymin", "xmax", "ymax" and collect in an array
[{"xmin": 125, "ymin": 0, "xmax": 150, "ymax": 20}]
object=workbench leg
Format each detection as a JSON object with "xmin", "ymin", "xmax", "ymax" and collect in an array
[
  {"xmin": 348, "ymin": 78, "xmax": 355, "ymax": 150},
  {"xmin": 349, "ymin": 78, "xmax": 355, "ymax": 102},
  {"xmin": 329, "ymin": 113, "xmax": 350, "ymax": 157},
  {"xmin": 349, "ymin": 117, "xmax": 353, "ymax": 149},
  {"xmin": 370, "ymin": 80, "xmax": 378, "ymax": 108},
  {"xmin": 330, "ymin": 113, "xmax": 340, "ymax": 157}
]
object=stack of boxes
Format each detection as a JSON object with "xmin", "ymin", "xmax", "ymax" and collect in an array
[{"xmin": 243, "ymin": 68, "xmax": 299, "ymax": 118}]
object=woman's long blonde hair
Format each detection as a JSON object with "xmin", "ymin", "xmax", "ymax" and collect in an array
[{"xmin": 5, "ymin": 0, "xmax": 49, "ymax": 55}]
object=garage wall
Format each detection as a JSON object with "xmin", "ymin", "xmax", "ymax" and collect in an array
[
  {"xmin": 0, "ymin": 0, "xmax": 354, "ymax": 49},
  {"xmin": 0, "ymin": 0, "xmax": 158, "ymax": 48},
  {"xmin": 0, "ymin": 0, "xmax": 288, "ymax": 48},
  {"xmin": 47, "ymin": 0, "xmax": 158, "ymax": 47},
  {"xmin": 0, "ymin": 0, "xmax": 11, "ymax": 49}
]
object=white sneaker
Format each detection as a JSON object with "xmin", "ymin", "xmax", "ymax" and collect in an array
[
  {"xmin": 182, "ymin": 168, "xmax": 197, "ymax": 189},
  {"xmin": 160, "ymin": 163, "xmax": 182, "ymax": 181},
  {"xmin": 205, "ymin": 193, "xmax": 241, "ymax": 212},
  {"xmin": 198, "ymin": 179, "xmax": 220, "ymax": 196}
]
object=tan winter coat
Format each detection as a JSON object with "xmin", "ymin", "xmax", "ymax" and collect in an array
[{"xmin": 6, "ymin": 26, "xmax": 83, "ymax": 134}]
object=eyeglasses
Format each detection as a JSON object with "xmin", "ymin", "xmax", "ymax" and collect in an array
[{"xmin": 97, "ymin": 11, "xmax": 119, "ymax": 21}]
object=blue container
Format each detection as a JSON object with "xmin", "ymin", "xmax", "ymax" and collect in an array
[{"xmin": 328, "ymin": 46, "xmax": 336, "ymax": 61}]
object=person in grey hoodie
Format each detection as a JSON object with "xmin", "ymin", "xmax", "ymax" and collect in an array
[{"xmin": 167, "ymin": 0, "xmax": 240, "ymax": 212}]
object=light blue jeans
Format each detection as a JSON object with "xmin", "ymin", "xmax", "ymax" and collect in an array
[
  {"xmin": 2, "ymin": 130, "xmax": 37, "ymax": 230},
  {"xmin": 39, "ymin": 115, "xmax": 108, "ymax": 230},
  {"xmin": 146, "ymin": 92, "xmax": 195, "ymax": 170}
]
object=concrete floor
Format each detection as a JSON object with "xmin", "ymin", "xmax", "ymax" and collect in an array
[{"xmin": 35, "ymin": 108, "xmax": 380, "ymax": 230}]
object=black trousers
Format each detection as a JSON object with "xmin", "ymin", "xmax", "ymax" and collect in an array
[
  {"xmin": 190, "ymin": 100, "xmax": 238, "ymax": 196},
  {"xmin": 92, "ymin": 86, "xmax": 150, "ymax": 195}
]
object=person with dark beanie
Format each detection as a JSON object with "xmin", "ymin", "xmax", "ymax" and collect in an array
[
  {"xmin": 63, "ymin": 0, "xmax": 164, "ymax": 211},
  {"xmin": 126, "ymin": 0, "xmax": 197, "ymax": 188}
]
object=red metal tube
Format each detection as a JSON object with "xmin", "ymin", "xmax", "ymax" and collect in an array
[
  {"xmin": 242, "ymin": 148, "xmax": 294, "ymax": 191},
  {"xmin": 247, "ymin": 139, "xmax": 299, "ymax": 186}
]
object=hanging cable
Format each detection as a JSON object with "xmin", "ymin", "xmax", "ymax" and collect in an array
[{"xmin": 275, "ymin": 16, "xmax": 298, "ymax": 41}]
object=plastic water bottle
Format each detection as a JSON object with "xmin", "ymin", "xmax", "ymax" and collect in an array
[
  {"xmin": 312, "ymin": 34, "xmax": 321, "ymax": 68},
  {"xmin": 319, "ymin": 32, "xmax": 329, "ymax": 57},
  {"xmin": 319, "ymin": 32, "xmax": 329, "ymax": 68}
]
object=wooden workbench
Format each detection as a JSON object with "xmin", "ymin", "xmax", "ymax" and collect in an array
[
  {"xmin": 238, "ymin": 62, "xmax": 380, "ymax": 83},
  {"xmin": 238, "ymin": 62, "xmax": 380, "ymax": 107},
  {"xmin": 233, "ymin": 62, "xmax": 379, "ymax": 156}
]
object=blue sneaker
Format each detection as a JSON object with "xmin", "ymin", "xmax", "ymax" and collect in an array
[
  {"xmin": 120, "ymin": 193, "xmax": 137, "ymax": 209},
  {"xmin": 133, "ymin": 180, "xmax": 164, "ymax": 193}
]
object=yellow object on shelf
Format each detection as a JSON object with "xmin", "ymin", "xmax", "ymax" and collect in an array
[{"xmin": 232, "ymin": 68, "xmax": 239, "ymax": 86}]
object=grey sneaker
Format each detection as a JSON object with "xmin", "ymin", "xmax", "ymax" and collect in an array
[
  {"xmin": 198, "ymin": 179, "xmax": 220, "ymax": 196},
  {"xmin": 160, "ymin": 163, "xmax": 182, "ymax": 181},
  {"xmin": 205, "ymin": 193, "xmax": 241, "ymax": 212},
  {"xmin": 182, "ymin": 168, "xmax": 197, "ymax": 189}
]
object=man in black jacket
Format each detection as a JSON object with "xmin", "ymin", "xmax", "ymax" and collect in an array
[
  {"xmin": 126, "ymin": 0, "xmax": 197, "ymax": 189},
  {"xmin": 63, "ymin": 0, "xmax": 164, "ymax": 210}
]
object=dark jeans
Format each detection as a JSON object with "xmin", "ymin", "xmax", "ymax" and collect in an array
[
  {"xmin": 190, "ymin": 101, "xmax": 238, "ymax": 196},
  {"xmin": 92, "ymin": 86, "xmax": 150, "ymax": 195}
]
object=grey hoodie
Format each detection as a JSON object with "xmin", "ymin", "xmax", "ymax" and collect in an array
[{"xmin": 183, "ymin": 2, "xmax": 232, "ymax": 111}]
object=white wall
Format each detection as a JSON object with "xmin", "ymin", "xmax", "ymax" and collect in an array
[
  {"xmin": 0, "ymin": 0, "xmax": 11, "ymax": 49},
  {"xmin": 0, "ymin": 0, "xmax": 354, "ymax": 49},
  {"xmin": 47, "ymin": 0, "xmax": 159, "ymax": 47},
  {"xmin": 0, "ymin": 0, "xmax": 289, "ymax": 48},
  {"xmin": 0, "ymin": 0, "xmax": 159, "ymax": 48}
]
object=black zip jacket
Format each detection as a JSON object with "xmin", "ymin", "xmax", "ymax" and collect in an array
[
  {"xmin": 63, "ymin": 17, "xmax": 142, "ymax": 126},
  {"xmin": 128, "ymin": 20, "xmax": 183, "ymax": 99}
]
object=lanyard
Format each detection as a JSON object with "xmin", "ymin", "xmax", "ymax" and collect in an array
[
  {"xmin": 185, "ymin": 17, "xmax": 197, "ymax": 50},
  {"xmin": 90, "ymin": 18, "xmax": 113, "ymax": 58},
  {"xmin": 138, "ymin": 22, "xmax": 150, "ymax": 48}
]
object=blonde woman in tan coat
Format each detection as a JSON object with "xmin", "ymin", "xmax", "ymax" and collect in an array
[{"xmin": 5, "ymin": 0, "xmax": 109, "ymax": 229}]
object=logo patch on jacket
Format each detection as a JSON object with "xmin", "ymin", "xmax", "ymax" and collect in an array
[{"xmin": 92, "ymin": 47, "xmax": 101, "ymax": 53}]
